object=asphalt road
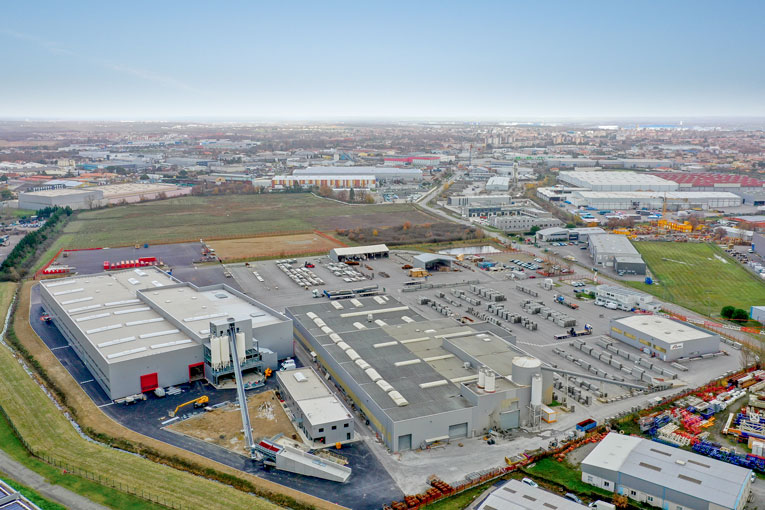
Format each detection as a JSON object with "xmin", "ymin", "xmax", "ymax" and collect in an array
[{"xmin": 0, "ymin": 449, "xmax": 109, "ymax": 510}]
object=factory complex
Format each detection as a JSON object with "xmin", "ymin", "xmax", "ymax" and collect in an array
[
  {"xmin": 537, "ymin": 171, "xmax": 745, "ymax": 210},
  {"xmin": 286, "ymin": 296, "xmax": 552, "ymax": 452},
  {"xmin": 18, "ymin": 183, "xmax": 191, "ymax": 210},
  {"xmin": 582, "ymin": 433, "xmax": 752, "ymax": 510},
  {"xmin": 39, "ymin": 267, "xmax": 293, "ymax": 400}
]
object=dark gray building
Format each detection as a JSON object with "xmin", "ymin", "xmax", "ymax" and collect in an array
[
  {"xmin": 609, "ymin": 316, "xmax": 720, "ymax": 362},
  {"xmin": 582, "ymin": 433, "xmax": 752, "ymax": 510},
  {"xmin": 589, "ymin": 234, "xmax": 646, "ymax": 275},
  {"xmin": 285, "ymin": 297, "xmax": 553, "ymax": 452}
]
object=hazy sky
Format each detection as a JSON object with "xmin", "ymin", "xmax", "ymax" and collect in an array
[{"xmin": 2, "ymin": 1, "xmax": 764, "ymax": 120}]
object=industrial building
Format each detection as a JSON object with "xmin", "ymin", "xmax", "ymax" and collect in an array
[
  {"xmin": 271, "ymin": 175, "xmax": 376, "ymax": 190},
  {"xmin": 448, "ymin": 195, "xmax": 514, "ymax": 207},
  {"xmin": 558, "ymin": 172, "xmax": 678, "ymax": 192},
  {"xmin": 568, "ymin": 191, "xmax": 742, "ymax": 211},
  {"xmin": 383, "ymin": 156, "xmax": 442, "ymax": 167},
  {"xmin": 750, "ymin": 305, "xmax": 765, "ymax": 324},
  {"xmin": 536, "ymin": 186, "xmax": 590, "ymax": 203},
  {"xmin": 293, "ymin": 166, "xmax": 422, "ymax": 182},
  {"xmin": 490, "ymin": 213, "xmax": 563, "ymax": 233},
  {"xmin": 568, "ymin": 227, "xmax": 606, "ymax": 242},
  {"xmin": 412, "ymin": 253, "xmax": 453, "ymax": 271},
  {"xmin": 329, "ymin": 245, "xmax": 389, "ymax": 263},
  {"xmin": 650, "ymin": 172, "xmax": 765, "ymax": 192},
  {"xmin": 18, "ymin": 183, "xmax": 190, "ymax": 211},
  {"xmin": 595, "ymin": 285, "xmax": 658, "ymax": 312},
  {"xmin": 477, "ymin": 479, "xmax": 587, "ymax": 510},
  {"xmin": 486, "ymin": 176, "xmax": 511, "ymax": 191},
  {"xmin": 276, "ymin": 368, "xmax": 354, "ymax": 445},
  {"xmin": 39, "ymin": 268, "xmax": 293, "ymax": 400},
  {"xmin": 535, "ymin": 227, "xmax": 570, "ymax": 242},
  {"xmin": 588, "ymin": 234, "xmax": 646, "ymax": 274},
  {"xmin": 285, "ymin": 296, "xmax": 553, "ymax": 452},
  {"xmin": 609, "ymin": 316, "xmax": 720, "ymax": 362},
  {"xmin": 582, "ymin": 432, "xmax": 752, "ymax": 510},
  {"xmin": 0, "ymin": 478, "xmax": 42, "ymax": 510}
]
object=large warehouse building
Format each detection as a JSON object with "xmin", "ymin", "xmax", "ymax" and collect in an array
[
  {"xmin": 329, "ymin": 244, "xmax": 389, "ymax": 262},
  {"xmin": 558, "ymin": 172, "xmax": 678, "ymax": 192},
  {"xmin": 588, "ymin": 234, "xmax": 646, "ymax": 275},
  {"xmin": 582, "ymin": 433, "xmax": 752, "ymax": 510},
  {"xmin": 293, "ymin": 166, "xmax": 422, "ymax": 182},
  {"xmin": 271, "ymin": 175, "xmax": 376, "ymax": 190},
  {"xmin": 609, "ymin": 316, "xmax": 720, "ymax": 362},
  {"xmin": 19, "ymin": 183, "xmax": 190, "ymax": 210},
  {"xmin": 568, "ymin": 191, "xmax": 742, "ymax": 210},
  {"xmin": 650, "ymin": 172, "xmax": 765, "ymax": 193},
  {"xmin": 39, "ymin": 268, "xmax": 293, "ymax": 400},
  {"xmin": 285, "ymin": 296, "xmax": 553, "ymax": 452}
]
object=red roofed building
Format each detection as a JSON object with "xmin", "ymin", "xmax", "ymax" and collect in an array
[
  {"xmin": 383, "ymin": 155, "xmax": 441, "ymax": 167},
  {"xmin": 650, "ymin": 172, "xmax": 765, "ymax": 192}
]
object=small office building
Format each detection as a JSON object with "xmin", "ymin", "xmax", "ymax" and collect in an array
[
  {"xmin": 582, "ymin": 433, "xmax": 752, "ymax": 510},
  {"xmin": 609, "ymin": 316, "xmax": 720, "ymax": 362},
  {"xmin": 276, "ymin": 367, "xmax": 354, "ymax": 445}
]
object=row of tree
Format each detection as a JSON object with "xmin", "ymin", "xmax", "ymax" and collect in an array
[
  {"xmin": 720, "ymin": 306, "xmax": 749, "ymax": 322},
  {"xmin": 0, "ymin": 206, "xmax": 73, "ymax": 281}
]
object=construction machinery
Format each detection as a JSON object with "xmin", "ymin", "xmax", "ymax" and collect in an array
[{"xmin": 169, "ymin": 395, "xmax": 209, "ymax": 417}]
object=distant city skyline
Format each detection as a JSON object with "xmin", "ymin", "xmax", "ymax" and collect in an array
[{"xmin": 2, "ymin": 1, "xmax": 764, "ymax": 120}]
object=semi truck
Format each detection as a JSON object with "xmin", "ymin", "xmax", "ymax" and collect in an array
[
  {"xmin": 553, "ymin": 293, "xmax": 579, "ymax": 310},
  {"xmin": 554, "ymin": 324, "xmax": 593, "ymax": 340}
]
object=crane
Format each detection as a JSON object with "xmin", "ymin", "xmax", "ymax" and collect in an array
[{"xmin": 169, "ymin": 395, "xmax": 209, "ymax": 417}]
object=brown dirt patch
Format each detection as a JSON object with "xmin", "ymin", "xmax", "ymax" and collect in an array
[
  {"xmin": 169, "ymin": 391, "xmax": 298, "ymax": 454},
  {"xmin": 208, "ymin": 233, "xmax": 344, "ymax": 260}
]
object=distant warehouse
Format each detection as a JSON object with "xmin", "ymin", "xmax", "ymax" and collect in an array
[
  {"xmin": 19, "ymin": 183, "xmax": 190, "ymax": 211},
  {"xmin": 271, "ymin": 175, "xmax": 376, "ymax": 190},
  {"xmin": 568, "ymin": 191, "xmax": 742, "ymax": 210},
  {"xmin": 293, "ymin": 166, "xmax": 422, "ymax": 183},
  {"xmin": 588, "ymin": 234, "xmax": 646, "ymax": 275},
  {"xmin": 609, "ymin": 316, "xmax": 720, "ymax": 362}
]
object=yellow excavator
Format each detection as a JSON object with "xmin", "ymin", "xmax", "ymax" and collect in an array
[{"xmin": 169, "ymin": 395, "xmax": 209, "ymax": 417}]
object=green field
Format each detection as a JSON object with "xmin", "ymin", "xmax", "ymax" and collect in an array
[
  {"xmin": 53, "ymin": 194, "xmax": 436, "ymax": 249},
  {"xmin": 625, "ymin": 242, "xmax": 765, "ymax": 316}
]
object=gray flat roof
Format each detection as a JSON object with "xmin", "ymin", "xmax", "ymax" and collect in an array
[
  {"xmin": 613, "ymin": 316, "xmax": 714, "ymax": 344},
  {"xmin": 589, "ymin": 234, "xmax": 641, "ymax": 256},
  {"xmin": 40, "ymin": 268, "xmax": 194, "ymax": 364},
  {"xmin": 479, "ymin": 479, "xmax": 587, "ymax": 510},
  {"xmin": 582, "ymin": 433, "xmax": 750, "ymax": 509},
  {"xmin": 288, "ymin": 297, "xmax": 524, "ymax": 422},
  {"xmin": 138, "ymin": 284, "xmax": 284, "ymax": 340},
  {"xmin": 276, "ymin": 368, "xmax": 351, "ymax": 424}
]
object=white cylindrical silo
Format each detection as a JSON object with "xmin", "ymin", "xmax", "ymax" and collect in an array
[
  {"xmin": 531, "ymin": 374, "xmax": 542, "ymax": 407},
  {"xmin": 236, "ymin": 332, "xmax": 246, "ymax": 363},
  {"xmin": 485, "ymin": 370, "xmax": 496, "ymax": 393},
  {"xmin": 511, "ymin": 356, "xmax": 542, "ymax": 387},
  {"xmin": 478, "ymin": 367, "xmax": 486, "ymax": 388}
]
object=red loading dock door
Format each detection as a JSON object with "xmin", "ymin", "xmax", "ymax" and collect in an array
[
  {"xmin": 188, "ymin": 362, "xmax": 204, "ymax": 382},
  {"xmin": 140, "ymin": 372, "xmax": 158, "ymax": 393}
]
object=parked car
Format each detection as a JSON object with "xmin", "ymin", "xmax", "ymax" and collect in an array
[
  {"xmin": 565, "ymin": 493, "xmax": 583, "ymax": 504},
  {"xmin": 521, "ymin": 477, "xmax": 538, "ymax": 488}
]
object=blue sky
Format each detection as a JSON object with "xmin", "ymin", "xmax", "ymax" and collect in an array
[{"xmin": 1, "ymin": 1, "xmax": 763, "ymax": 120}]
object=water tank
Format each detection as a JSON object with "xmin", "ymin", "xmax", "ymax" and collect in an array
[
  {"xmin": 485, "ymin": 370, "xmax": 496, "ymax": 393},
  {"xmin": 531, "ymin": 374, "xmax": 543, "ymax": 407},
  {"xmin": 477, "ymin": 367, "xmax": 486, "ymax": 388},
  {"xmin": 512, "ymin": 356, "xmax": 542, "ymax": 386}
]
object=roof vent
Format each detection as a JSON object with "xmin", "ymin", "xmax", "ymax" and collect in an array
[{"xmin": 675, "ymin": 459, "xmax": 686, "ymax": 465}]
